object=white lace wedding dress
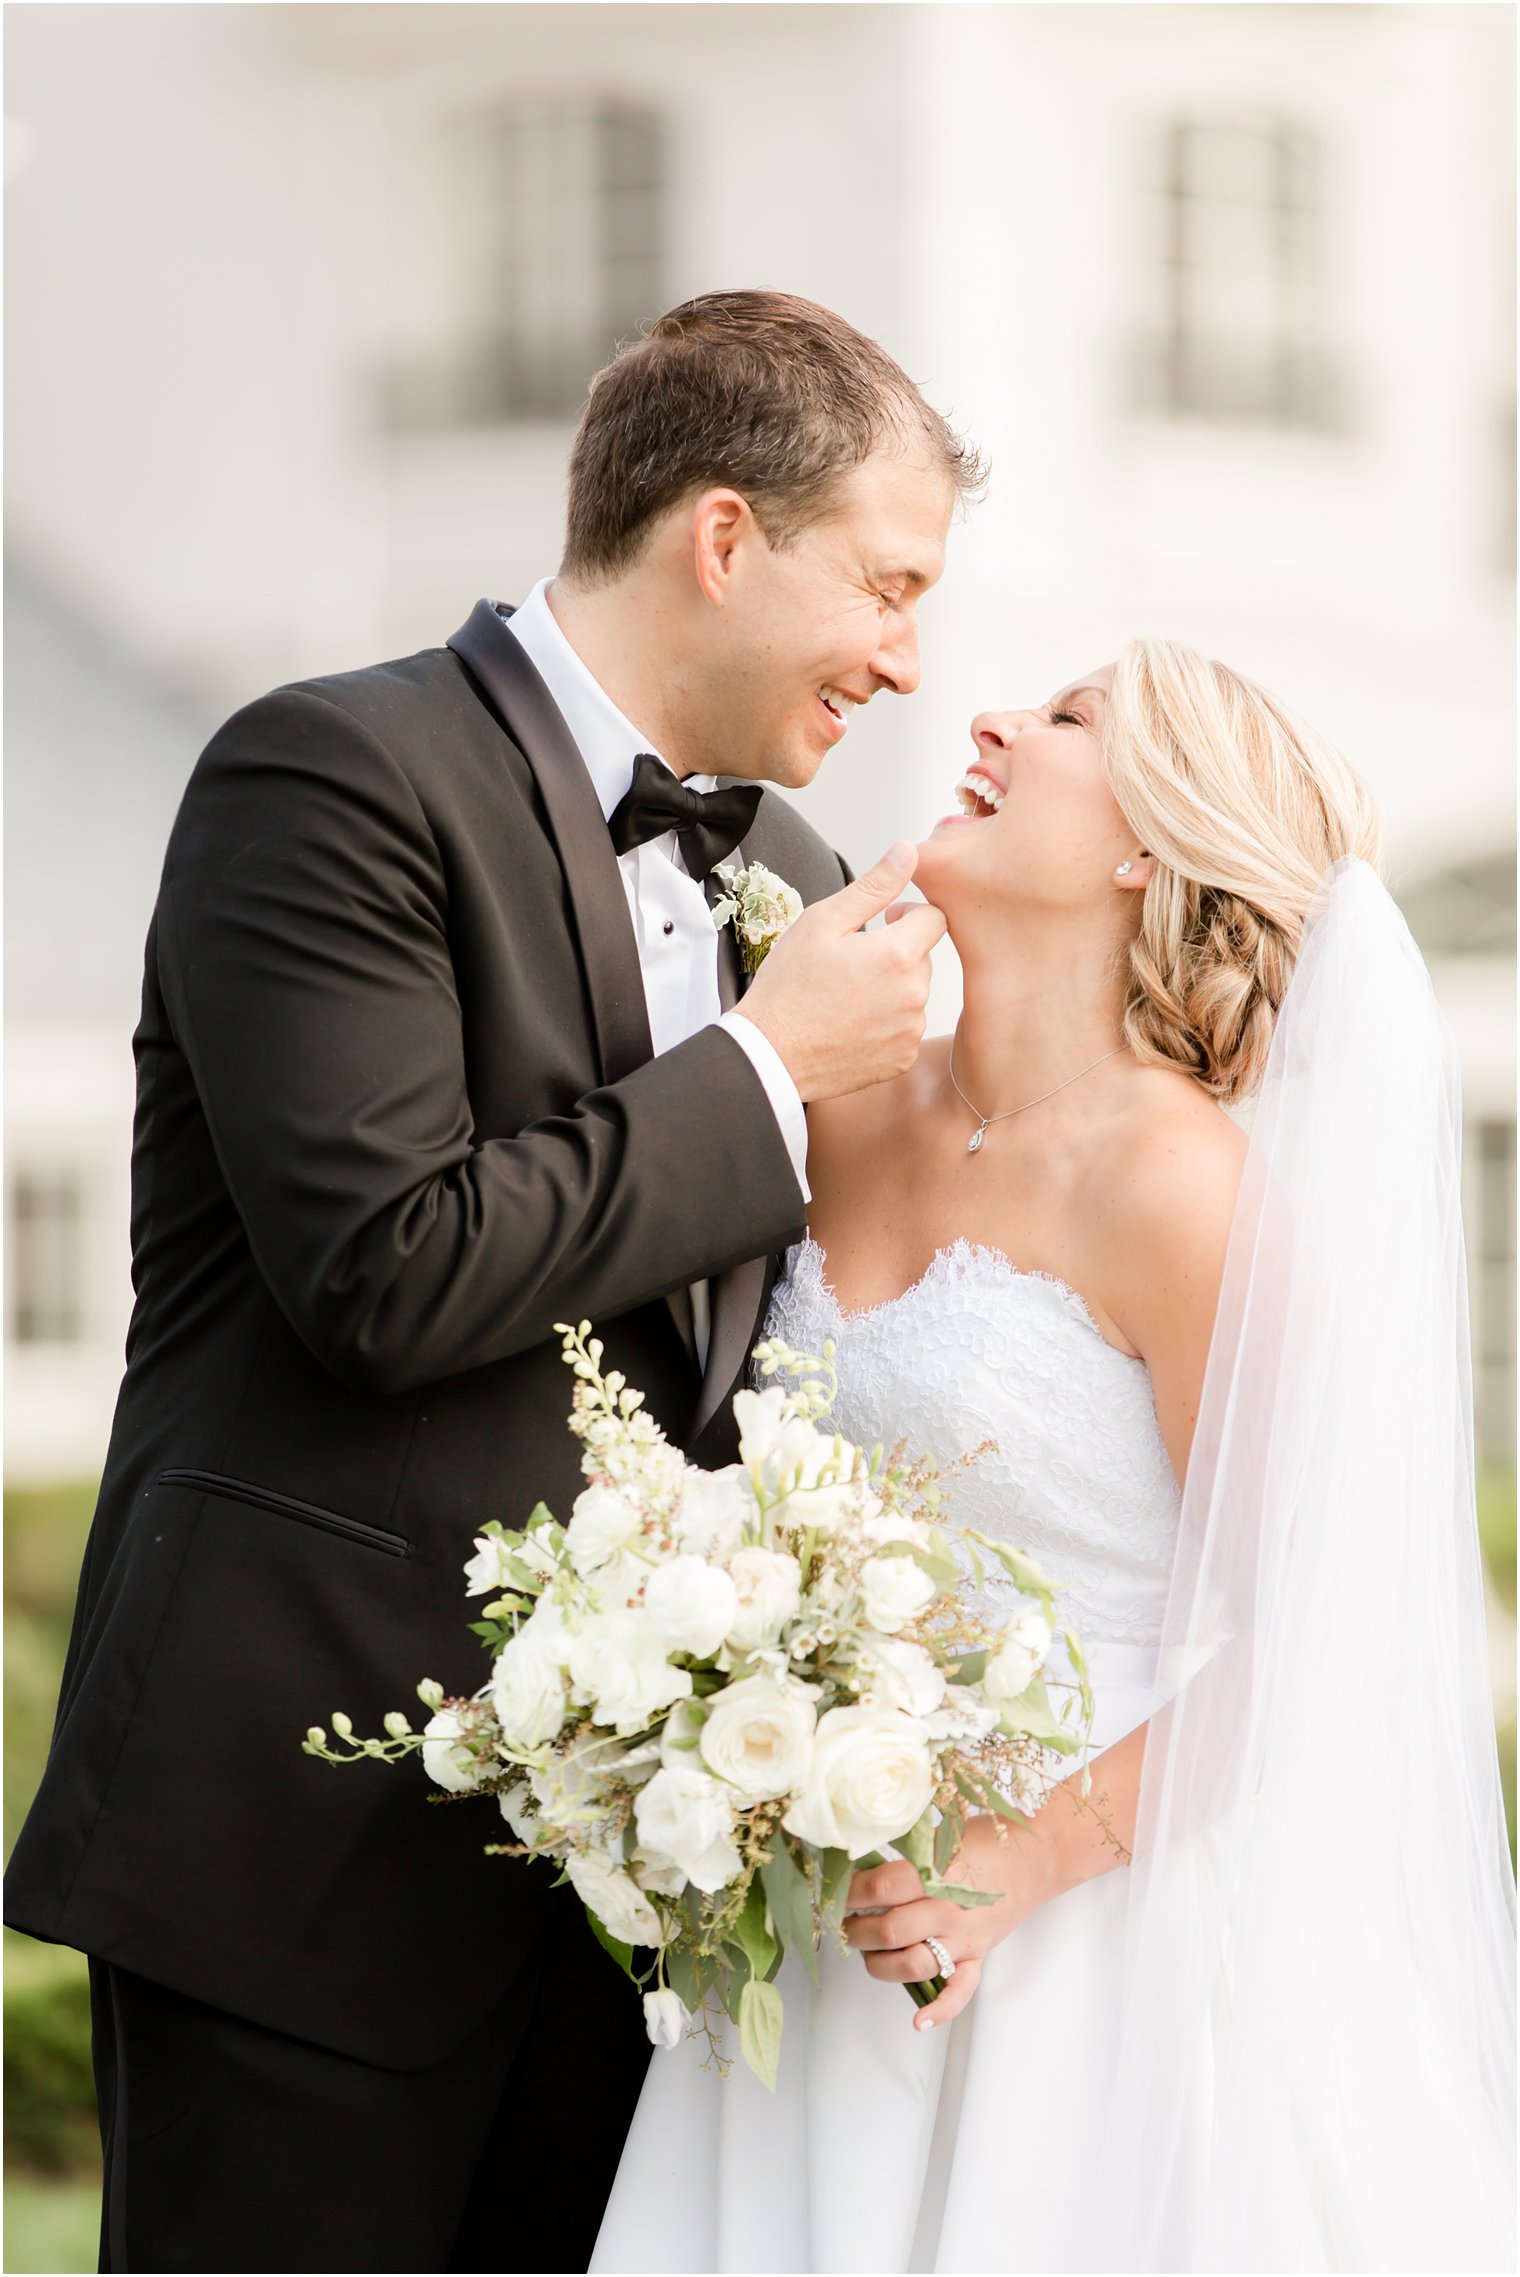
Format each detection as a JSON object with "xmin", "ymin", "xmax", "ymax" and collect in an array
[{"xmin": 591, "ymin": 1236, "xmax": 1183, "ymax": 2275}]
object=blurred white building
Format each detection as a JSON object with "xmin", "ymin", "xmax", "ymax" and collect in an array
[{"xmin": 5, "ymin": 2, "xmax": 1513, "ymax": 1480}]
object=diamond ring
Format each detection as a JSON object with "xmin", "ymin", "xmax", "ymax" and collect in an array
[{"xmin": 923, "ymin": 1934, "xmax": 956, "ymax": 1979}]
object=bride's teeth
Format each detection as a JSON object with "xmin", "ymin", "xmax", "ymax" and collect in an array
[{"xmin": 954, "ymin": 770, "xmax": 1004, "ymax": 815}]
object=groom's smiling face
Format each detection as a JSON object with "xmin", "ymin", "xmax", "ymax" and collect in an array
[{"xmin": 695, "ymin": 449, "xmax": 956, "ymax": 789}]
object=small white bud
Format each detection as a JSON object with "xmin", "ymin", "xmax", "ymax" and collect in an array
[
  {"xmin": 383, "ymin": 1711, "xmax": 412, "ymax": 1740},
  {"xmin": 306, "ymin": 1725, "xmax": 327, "ymax": 1749},
  {"xmin": 331, "ymin": 1711, "xmax": 353, "ymax": 1738},
  {"xmin": 417, "ymin": 1678, "xmax": 445, "ymax": 1710}
]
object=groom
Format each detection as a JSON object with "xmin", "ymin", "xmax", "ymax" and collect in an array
[{"xmin": 5, "ymin": 290, "xmax": 978, "ymax": 2273}]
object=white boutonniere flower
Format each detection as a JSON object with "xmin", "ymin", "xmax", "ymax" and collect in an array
[{"xmin": 711, "ymin": 859, "xmax": 804, "ymax": 975}]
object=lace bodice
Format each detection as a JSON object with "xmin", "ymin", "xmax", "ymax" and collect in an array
[{"xmin": 763, "ymin": 1238, "xmax": 1181, "ymax": 1647}]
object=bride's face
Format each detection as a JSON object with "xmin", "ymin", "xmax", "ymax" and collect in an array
[{"xmin": 914, "ymin": 663, "xmax": 1141, "ymax": 916}]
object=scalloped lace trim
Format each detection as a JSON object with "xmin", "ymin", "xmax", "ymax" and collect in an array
[{"xmin": 790, "ymin": 1235, "xmax": 1137, "ymax": 1359}]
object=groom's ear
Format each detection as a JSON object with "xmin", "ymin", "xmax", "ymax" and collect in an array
[{"xmin": 691, "ymin": 487, "xmax": 760, "ymax": 606}]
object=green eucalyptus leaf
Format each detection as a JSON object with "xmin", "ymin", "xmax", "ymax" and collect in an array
[
  {"xmin": 933, "ymin": 1812, "xmax": 960, "ymax": 1878},
  {"xmin": 894, "ymin": 1808, "xmax": 936, "ymax": 1877},
  {"xmin": 732, "ymin": 1876, "xmax": 779, "ymax": 1982},
  {"xmin": 585, "ymin": 1913, "xmax": 638, "ymax": 1980},
  {"xmin": 666, "ymin": 1947, "xmax": 702, "ymax": 2014},
  {"xmin": 761, "ymin": 1841, "xmax": 818, "ymax": 1985},
  {"xmin": 920, "ymin": 1880, "xmax": 1001, "ymax": 1908},
  {"xmin": 738, "ymin": 1977, "xmax": 785, "ymax": 2093},
  {"xmin": 951, "ymin": 1649, "xmax": 988, "ymax": 1686}
]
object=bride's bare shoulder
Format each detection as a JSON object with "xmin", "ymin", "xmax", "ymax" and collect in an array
[{"xmin": 1088, "ymin": 1073, "xmax": 1248, "ymax": 1346}]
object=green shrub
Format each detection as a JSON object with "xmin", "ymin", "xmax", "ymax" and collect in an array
[{"xmin": 3, "ymin": 1949, "xmax": 98, "ymax": 2177}]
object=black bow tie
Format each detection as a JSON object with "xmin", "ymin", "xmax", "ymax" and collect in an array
[{"xmin": 607, "ymin": 753, "xmax": 762, "ymax": 878}]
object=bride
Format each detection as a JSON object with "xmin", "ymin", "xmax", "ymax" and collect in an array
[{"xmin": 591, "ymin": 640, "xmax": 1516, "ymax": 2274}]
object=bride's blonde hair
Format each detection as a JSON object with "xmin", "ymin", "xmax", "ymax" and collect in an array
[{"xmin": 1102, "ymin": 639, "xmax": 1383, "ymax": 1105}]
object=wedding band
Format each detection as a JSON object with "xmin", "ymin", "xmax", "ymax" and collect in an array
[{"xmin": 923, "ymin": 1935, "xmax": 956, "ymax": 1979}]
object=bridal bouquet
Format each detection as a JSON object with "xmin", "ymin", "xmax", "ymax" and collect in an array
[{"xmin": 304, "ymin": 1324, "xmax": 1091, "ymax": 2088}]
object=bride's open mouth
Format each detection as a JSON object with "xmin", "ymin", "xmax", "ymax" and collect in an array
[{"xmin": 935, "ymin": 763, "xmax": 1006, "ymax": 828}]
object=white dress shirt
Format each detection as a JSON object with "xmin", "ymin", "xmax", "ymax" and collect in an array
[{"xmin": 502, "ymin": 578, "xmax": 810, "ymax": 1369}]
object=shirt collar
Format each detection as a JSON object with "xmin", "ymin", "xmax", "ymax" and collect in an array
[{"xmin": 501, "ymin": 578, "xmax": 715, "ymax": 821}]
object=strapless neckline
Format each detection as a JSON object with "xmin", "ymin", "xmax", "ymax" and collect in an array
[{"xmin": 791, "ymin": 1234, "xmax": 1143, "ymax": 1365}]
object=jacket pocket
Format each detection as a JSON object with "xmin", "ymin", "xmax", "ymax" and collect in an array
[{"xmin": 156, "ymin": 1468, "xmax": 411, "ymax": 1559}]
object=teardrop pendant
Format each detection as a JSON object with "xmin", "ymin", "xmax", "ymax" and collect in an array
[{"xmin": 967, "ymin": 1127, "xmax": 986, "ymax": 1154}]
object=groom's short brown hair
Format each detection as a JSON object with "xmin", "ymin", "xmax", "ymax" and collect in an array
[{"xmin": 561, "ymin": 290, "xmax": 986, "ymax": 583}]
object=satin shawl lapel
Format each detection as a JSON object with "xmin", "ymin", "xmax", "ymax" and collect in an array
[
  {"xmin": 694, "ymin": 839, "xmax": 775, "ymax": 1441},
  {"xmin": 447, "ymin": 600, "xmax": 653, "ymax": 1086}
]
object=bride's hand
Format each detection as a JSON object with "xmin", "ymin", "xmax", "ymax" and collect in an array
[{"xmin": 842, "ymin": 1818, "xmax": 1054, "ymax": 2031}]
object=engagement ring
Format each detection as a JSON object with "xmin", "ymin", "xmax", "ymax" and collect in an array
[{"xmin": 924, "ymin": 1935, "xmax": 956, "ymax": 1979}]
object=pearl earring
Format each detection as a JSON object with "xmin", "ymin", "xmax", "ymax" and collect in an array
[{"xmin": 1115, "ymin": 861, "xmax": 1133, "ymax": 877}]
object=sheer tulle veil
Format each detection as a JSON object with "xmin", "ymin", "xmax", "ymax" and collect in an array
[{"xmin": 1087, "ymin": 858, "xmax": 1516, "ymax": 2273}]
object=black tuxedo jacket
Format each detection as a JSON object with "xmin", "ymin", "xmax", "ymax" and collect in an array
[{"xmin": 5, "ymin": 600, "xmax": 848, "ymax": 2069}]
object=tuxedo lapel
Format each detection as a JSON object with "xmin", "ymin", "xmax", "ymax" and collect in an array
[
  {"xmin": 447, "ymin": 600, "xmax": 653, "ymax": 1086},
  {"xmin": 694, "ymin": 838, "xmax": 777, "ymax": 1441}
]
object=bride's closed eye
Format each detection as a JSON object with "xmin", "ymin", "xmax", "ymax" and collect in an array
[{"xmin": 1044, "ymin": 705, "xmax": 1083, "ymax": 727}]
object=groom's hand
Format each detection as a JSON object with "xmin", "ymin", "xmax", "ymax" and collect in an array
[{"xmin": 737, "ymin": 843, "xmax": 946, "ymax": 1102}]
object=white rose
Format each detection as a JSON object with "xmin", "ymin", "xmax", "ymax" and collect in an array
[
  {"xmin": 782, "ymin": 1706, "xmax": 936, "ymax": 1858},
  {"xmin": 858, "ymin": 1554, "xmax": 938, "ymax": 1634},
  {"xmin": 463, "ymin": 1532, "xmax": 519, "ymax": 1597},
  {"xmin": 983, "ymin": 1607, "xmax": 1054, "ymax": 1704},
  {"xmin": 499, "ymin": 1782, "xmax": 541, "ymax": 1845},
  {"xmin": 643, "ymin": 1556, "xmax": 739, "ymax": 1658},
  {"xmin": 566, "ymin": 1482, "xmax": 646, "ymax": 1577},
  {"xmin": 564, "ymin": 1849, "xmax": 664, "ymax": 1946},
  {"xmin": 490, "ymin": 1628, "xmax": 569, "ymax": 1748},
  {"xmin": 421, "ymin": 1706, "xmax": 491, "ymax": 1794},
  {"xmin": 726, "ymin": 1547, "xmax": 803, "ymax": 1648},
  {"xmin": 698, "ymin": 1675, "xmax": 816, "ymax": 1803},
  {"xmin": 567, "ymin": 1609, "xmax": 692, "ymax": 1735},
  {"xmin": 634, "ymin": 1763, "xmax": 743, "ymax": 1892},
  {"xmin": 866, "ymin": 1636, "xmax": 947, "ymax": 1718},
  {"xmin": 671, "ymin": 1466, "xmax": 754, "ymax": 1560},
  {"xmin": 643, "ymin": 1986, "xmax": 689, "ymax": 2050}
]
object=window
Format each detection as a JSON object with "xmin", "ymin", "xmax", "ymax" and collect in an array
[
  {"xmin": 7, "ymin": 1168, "xmax": 85, "ymax": 1345},
  {"xmin": 385, "ymin": 98, "xmax": 664, "ymax": 429},
  {"xmin": 1132, "ymin": 116, "xmax": 1341, "ymax": 430},
  {"xmin": 1475, "ymin": 1120, "xmax": 1517, "ymax": 1461}
]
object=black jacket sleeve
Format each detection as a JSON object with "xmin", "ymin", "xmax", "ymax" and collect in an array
[{"xmin": 157, "ymin": 688, "xmax": 806, "ymax": 1395}]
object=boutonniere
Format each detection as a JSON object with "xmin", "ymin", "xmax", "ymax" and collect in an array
[{"xmin": 711, "ymin": 859, "xmax": 804, "ymax": 975}]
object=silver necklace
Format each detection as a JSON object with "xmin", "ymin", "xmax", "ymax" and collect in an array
[{"xmin": 948, "ymin": 1032, "xmax": 1125, "ymax": 1154}]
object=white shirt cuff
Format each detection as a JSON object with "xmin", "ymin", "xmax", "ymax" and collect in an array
[{"xmin": 717, "ymin": 1010, "xmax": 811, "ymax": 1204}]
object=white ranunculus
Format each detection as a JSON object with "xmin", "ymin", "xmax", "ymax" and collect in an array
[
  {"xmin": 499, "ymin": 1782, "xmax": 541, "ymax": 1845},
  {"xmin": 566, "ymin": 1482, "xmax": 646, "ymax": 1577},
  {"xmin": 631, "ymin": 1846, "xmax": 688, "ymax": 1898},
  {"xmin": 858, "ymin": 1554, "xmax": 938, "ymax": 1634},
  {"xmin": 634, "ymin": 1763, "xmax": 743, "ymax": 1893},
  {"xmin": 671, "ymin": 1465, "xmax": 753, "ymax": 1560},
  {"xmin": 983, "ymin": 1607, "xmax": 1054, "ymax": 1704},
  {"xmin": 782, "ymin": 1706, "xmax": 936, "ymax": 1858},
  {"xmin": 567, "ymin": 1609, "xmax": 692, "ymax": 1736},
  {"xmin": 726, "ymin": 1546, "xmax": 803, "ymax": 1647},
  {"xmin": 698, "ymin": 1674, "xmax": 816, "ymax": 1803},
  {"xmin": 490, "ymin": 1627, "xmax": 570, "ymax": 1749},
  {"xmin": 860, "ymin": 1501, "xmax": 931, "ymax": 1552},
  {"xmin": 564, "ymin": 1849, "xmax": 665, "ymax": 1947},
  {"xmin": 924, "ymin": 1683, "xmax": 1000, "ymax": 1744},
  {"xmin": 421, "ymin": 1707, "xmax": 491, "ymax": 1794},
  {"xmin": 463, "ymin": 1531, "xmax": 519, "ymax": 1597},
  {"xmin": 643, "ymin": 1986, "xmax": 689, "ymax": 2050},
  {"xmin": 866, "ymin": 1635, "xmax": 948, "ymax": 1718},
  {"xmin": 643, "ymin": 1556, "xmax": 739, "ymax": 1658}
]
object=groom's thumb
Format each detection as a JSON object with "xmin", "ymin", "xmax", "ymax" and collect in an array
[{"xmin": 831, "ymin": 841, "xmax": 919, "ymax": 931}]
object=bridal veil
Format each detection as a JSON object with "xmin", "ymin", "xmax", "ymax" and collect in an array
[{"xmin": 1089, "ymin": 858, "xmax": 1516, "ymax": 2271}]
